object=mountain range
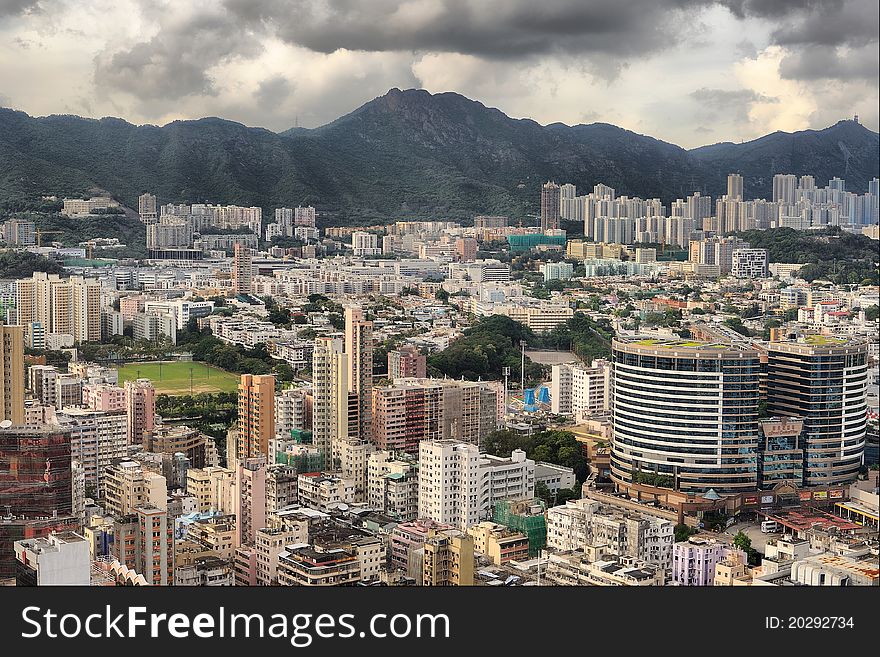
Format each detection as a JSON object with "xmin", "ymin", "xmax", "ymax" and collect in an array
[{"xmin": 1, "ymin": 88, "xmax": 877, "ymax": 223}]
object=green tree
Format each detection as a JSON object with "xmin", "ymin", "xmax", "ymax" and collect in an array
[
  {"xmin": 733, "ymin": 530, "xmax": 752, "ymax": 553},
  {"xmin": 534, "ymin": 481, "xmax": 552, "ymax": 506},
  {"xmin": 674, "ymin": 524, "xmax": 698, "ymax": 543},
  {"xmin": 427, "ymin": 315, "xmax": 542, "ymax": 383},
  {"xmin": 0, "ymin": 251, "xmax": 67, "ymax": 278},
  {"xmin": 701, "ymin": 510, "xmax": 729, "ymax": 531},
  {"xmin": 555, "ymin": 487, "xmax": 580, "ymax": 504},
  {"xmin": 740, "ymin": 303, "xmax": 762, "ymax": 319},
  {"xmin": 733, "ymin": 530, "xmax": 761, "ymax": 565},
  {"xmin": 483, "ymin": 429, "xmax": 588, "ymax": 483},
  {"xmin": 723, "ymin": 317, "xmax": 752, "ymax": 337}
]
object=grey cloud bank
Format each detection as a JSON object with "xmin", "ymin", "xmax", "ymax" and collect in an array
[{"xmin": 0, "ymin": 0, "xmax": 875, "ymax": 148}]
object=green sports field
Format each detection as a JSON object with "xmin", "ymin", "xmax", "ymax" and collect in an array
[{"xmin": 116, "ymin": 361, "xmax": 240, "ymax": 395}]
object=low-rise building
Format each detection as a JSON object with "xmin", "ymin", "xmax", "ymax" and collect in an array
[
  {"xmin": 418, "ymin": 440, "xmax": 535, "ymax": 531},
  {"xmin": 367, "ymin": 451, "xmax": 419, "ymax": 521},
  {"xmin": 296, "ymin": 473, "xmax": 356, "ymax": 512},
  {"xmin": 534, "ymin": 462, "xmax": 577, "ymax": 493},
  {"xmin": 672, "ymin": 537, "xmax": 747, "ymax": 586},
  {"xmin": 790, "ymin": 553, "xmax": 880, "ymax": 586},
  {"xmin": 276, "ymin": 524, "xmax": 382, "ymax": 586},
  {"xmin": 467, "ymin": 521, "xmax": 529, "ymax": 565},
  {"xmin": 174, "ymin": 556, "xmax": 234, "ymax": 586},
  {"xmin": 422, "ymin": 529, "xmax": 475, "ymax": 586},
  {"xmin": 390, "ymin": 519, "xmax": 457, "ymax": 571},
  {"xmin": 255, "ymin": 524, "xmax": 309, "ymax": 585},
  {"xmin": 713, "ymin": 552, "xmax": 749, "ymax": 586},
  {"xmin": 546, "ymin": 499, "xmax": 674, "ymax": 569},
  {"xmin": 544, "ymin": 551, "xmax": 665, "ymax": 586},
  {"xmin": 14, "ymin": 532, "xmax": 91, "ymax": 586},
  {"xmin": 180, "ymin": 514, "xmax": 237, "ymax": 562}
]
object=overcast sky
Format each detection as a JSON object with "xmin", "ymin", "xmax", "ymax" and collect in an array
[{"xmin": 1, "ymin": 0, "xmax": 877, "ymax": 148}]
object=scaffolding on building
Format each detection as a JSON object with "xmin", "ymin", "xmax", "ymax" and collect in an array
[
  {"xmin": 493, "ymin": 499, "xmax": 547, "ymax": 557},
  {"xmin": 290, "ymin": 429, "xmax": 313, "ymax": 444},
  {"xmin": 275, "ymin": 450, "xmax": 324, "ymax": 473}
]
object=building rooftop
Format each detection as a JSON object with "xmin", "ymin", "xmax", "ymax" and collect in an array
[
  {"xmin": 535, "ymin": 462, "xmax": 576, "ymax": 475},
  {"xmin": 17, "ymin": 531, "xmax": 88, "ymax": 553},
  {"xmin": 802, "ymin": 334, "xmax": 848, "ymax": 345},
  {"xmin": 614, "ymin": 337, "xmax": 755, "ymax": 357},
  {"xmin": 801, "ymin": 554, "xmax": 880, "ymax": 580},
  {"xmin": 282, "ymin": 544, "xmax": 357, "ymax": 565},
  {"xmin": 275, "ymin": 505, "xmax": 328, "ymax": 520},
  {"xmin": 310, "ymin": 522, "xmax": 374, "ymax": 547},
  {"xmin": 0, "ymin": 425, "xmax": 70, "ymax": 436},
  {"xmin": 769, "ymin": 337, "xmax": 866, "ymax": 354},
  {"xmin": 763, "ymin": 507, "xmax": 862, "ymax": 533},
  {"xmin": 630, "ymin": 338, "xmax": 728, "ymax": 349},
  {"xmin": 184, "ymin": 556, "xmax": 231, "ymax": 570}
]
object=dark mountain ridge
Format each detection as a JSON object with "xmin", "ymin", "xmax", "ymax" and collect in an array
[{"xmin": 1, "ymin": 88, "xmax": 876, "ymax": 223}]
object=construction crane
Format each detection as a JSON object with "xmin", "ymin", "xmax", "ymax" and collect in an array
[{"xmin": 35, "ymin": 229, "xmax": 62, "ymax": 247}]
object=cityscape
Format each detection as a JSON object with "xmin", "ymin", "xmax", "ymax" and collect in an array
[
  {"xmin": 0, "ymin": 0, "xmax": 877, "ymax": 599},
  {"xmin": 0, "ymin": 167, "xmax": 877, "ymax": 588}
]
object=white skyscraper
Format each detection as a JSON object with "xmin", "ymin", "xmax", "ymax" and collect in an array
[
  {"xmin": 351, "ymin": 231, "xmax": 380, "ymax": 256},
  {"xmin": 418, "ymin": 440, "xmax": 535, "ymax": 531},
  {"xmin": 311, "ymin": 337, "xmax": 349, "ymax": 462},
  {"xmin": 551, "ymin": 360, "xmax": 611, "ymax": 418}
]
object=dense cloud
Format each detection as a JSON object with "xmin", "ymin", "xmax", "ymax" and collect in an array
[
  {"xmin": 0, "ymin": 0, "xmax": 46, "ymax": 17},
  {"xmin": 231, "ymin": 0, "xmax": 711, "ymax": 59},
  {"xmin": 690, "ymin": 88, "xmax": 778, "ymax": 105},
  {"xmin": 84, "ymin": 0, "xmax": 880, "ymax": 103},
  {"xmin": 219, "ymin": 0, "xmax": 876, "ymax": 59},
  {"xmin": 222, "ymin": 0, "xmax": 838, "ymax": 59},
  {"xmin": 254, "ymin": 75, "xmax": 294, "ymax": 106},
  {"xmin": 87, "ymin": 0, "xmax": 876, "ymax": 104},
  {"xmin": 770, "ymin": 0, "xmax": 877, "ymax": 47},
  {"xmin": 93, "ymin": 7, "xmax": 263, "ymax": 100},
  {"xmin": 779, "ymin": 44, "xmax": 880, "ymax": 84},
  {"xmin": 719, "ymin": 0, "xmax": 825, "ymax": 20},
  {"xmin": 768, "ymin": 0, "xmax": 879, "ymax": 86},
  {"xmin": 0, "ymin": 0, "xmax": 875, "ymax": 147},
  {"xmin": 689, "ymin": 87, "xmax": 779, "ymax": 133}
]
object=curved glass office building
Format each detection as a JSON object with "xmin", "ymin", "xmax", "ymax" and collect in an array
[
  {"xmin": 611, "ymin": 338, "xmax": 760, "ymax": 495},
  {"xmin": 766, "ymin": 337, "xmax": 868, "ymax": 487}
]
